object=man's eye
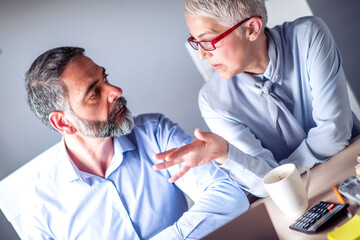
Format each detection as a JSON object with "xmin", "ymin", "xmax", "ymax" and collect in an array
[{"xmin": 90, "ymin": 89, "xmax": 99, "ymax": 99}]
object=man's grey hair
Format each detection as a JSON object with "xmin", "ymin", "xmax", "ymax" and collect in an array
[
  {"xmin": 184, "ymin": 0, "xmax": 268, "ymax": 36},
  {"xmin": 25, "ymin": 46, "xmax": 85, "ymax": 129}
]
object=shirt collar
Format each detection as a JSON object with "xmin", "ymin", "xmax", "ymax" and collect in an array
[
  {"xmin": 104, "ymin": 135, "xmax": 136, "ymax": 178},
  {"xmin": 115, "ymin": 134, "xmax": 136, "ymax": 153},
  {"xmin": 57, "ymin": 135, "xmax": 136, "ymax": 184},
  {"xmin": 56, "ymin": 138, "xmax": 84, "ymax": 184},
  {"xmin": 263, "ymin": 28, "xmax": 283, "ymax": 85}
]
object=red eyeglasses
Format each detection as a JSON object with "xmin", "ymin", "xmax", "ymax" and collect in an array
[{"xmin": 187, "ymin": 16, "xmax": 261, "ymax": 51}]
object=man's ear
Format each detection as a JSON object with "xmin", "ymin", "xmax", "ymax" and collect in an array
[
  {"xmin": 246, "ymin": 17, "xmax": 263, "ymax": 41},
  {"xmin": 49, "ymin": 111, "xmax": 76, "ymax": 135}
]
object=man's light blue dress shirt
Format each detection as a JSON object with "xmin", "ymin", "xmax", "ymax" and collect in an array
[
  {"xmin": 199, "ymin": 16, "xmax": 360, "ymax": 197},
  {"xmin": 20, "ymin": 114, "xmax": 249, "ymax": 240}
]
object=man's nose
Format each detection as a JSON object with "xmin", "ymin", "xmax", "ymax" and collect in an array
[{"xmin": 108, "ymin": 85, "xmax": 123, "ymax": 103}]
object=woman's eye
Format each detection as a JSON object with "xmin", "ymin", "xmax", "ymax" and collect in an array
[{"xmin": 104, "ymin": 74, "xmax": 109, "ymax": 83}]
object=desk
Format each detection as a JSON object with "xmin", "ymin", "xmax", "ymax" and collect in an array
[{"xmin": 251, "ymin": 137, "xmax": 360, "ymax": 240}]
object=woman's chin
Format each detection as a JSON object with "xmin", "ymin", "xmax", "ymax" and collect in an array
[{"xmin": 218, "ymin": 71, "xmax": 235, "ymax": 80}]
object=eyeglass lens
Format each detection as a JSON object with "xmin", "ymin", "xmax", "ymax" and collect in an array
[
  {"xmin": 189, "ymin": 40, "xmax": 199, "ymax": 50},
  {"xmin": 200, "ymin": 42, "xmax": 214, "ymax": 51},
  {"xmin": 188, "ymin": 40, "xmax": 216, "ymax": 51}
]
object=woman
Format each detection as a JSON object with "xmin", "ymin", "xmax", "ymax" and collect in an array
[{"xmin": 154, "ymin": 0, "xmax": 359, "ymax": 197}]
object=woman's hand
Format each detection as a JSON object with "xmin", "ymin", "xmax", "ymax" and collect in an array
[{"xmin": 153, "ymin": 128, "xmax": 228, "ymax": 182}]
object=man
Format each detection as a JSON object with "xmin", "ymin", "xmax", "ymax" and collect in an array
[
  {"xmin": 153, "ymin": 0, "xmax": 360, "ymax": 197},
  {"xmin": 20, "ymin": 46, "xmax": 249, "ymax": 239}
]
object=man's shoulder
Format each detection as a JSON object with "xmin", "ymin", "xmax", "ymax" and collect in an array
[
  {"xmin": 128, "ymin": 113, "xmax": 189, "ymax": 149},
  {"xmin": 19, "ymin": 141, "xmax": 63, "ymax": 206},
  {"xmin": 130, "ymin": 113, "xmax": 176, "ymax": 137},
  {"xmin": 24, "ymin": 141, "xmax": 63, "ymax": 183},
  {"xmin": 133, "ymin": 113, "xmax": 165, "ymax": 125},
  {"xmin": 132, "ymin": 113, "xmax": 169, "ymax": 132}
]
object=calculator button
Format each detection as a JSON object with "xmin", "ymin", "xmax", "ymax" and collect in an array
[
  {"xmin": 327, "ymin": 204, "xmax": 335, "ymax": 211},
  {"xmin": 289, "ymin": 201, "xmax": 348, "ymax": 234}
]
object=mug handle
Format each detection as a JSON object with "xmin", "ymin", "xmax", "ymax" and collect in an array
[{"xmin": 297, "ymin": 165, "xmax": 311, "ymax": 193}]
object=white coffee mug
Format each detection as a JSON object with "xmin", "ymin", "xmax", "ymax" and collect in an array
[{"xmin": 262, "ymin": 163, "xmax": 311, "ymax": 217}]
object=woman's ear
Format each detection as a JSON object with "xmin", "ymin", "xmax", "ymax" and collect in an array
[
  {"xmin": 49, "ymin": 111, "xmax": 76, "ymax": 135},
  {"xmin": 246, "ymin": 17, "xmax": 263, "ymax": 41}
]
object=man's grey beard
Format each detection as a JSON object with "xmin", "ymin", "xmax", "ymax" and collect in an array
[{"xmin": 69, "ymin": 97, "xmax": 134, "ymax": 138}]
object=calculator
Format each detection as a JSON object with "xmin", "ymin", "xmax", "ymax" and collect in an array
[{"xmin": 289, "ymin": 201, "xmax": 349, "ymax": 234}]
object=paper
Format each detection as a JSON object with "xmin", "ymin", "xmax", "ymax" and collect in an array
[{"xmin": 327, "ymin": 214, "xmax": 360, "ymax": 240}]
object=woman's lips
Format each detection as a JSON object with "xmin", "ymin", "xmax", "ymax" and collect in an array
[{"xmin": 211, "ymin": 64, "xmax": 221, "ymax": 71}]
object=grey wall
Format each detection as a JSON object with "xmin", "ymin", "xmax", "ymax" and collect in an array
[
  {"xmin": 0, "ymin": 0, "xmax": 208, "ymax": 182},
  {"xmin": 0, "ymin": 0, "xmax": 207, "ymax": 239},
  {"xmin": 307, "ymin": 0, "xmax": 360, "ymax": 103},
  {"xmin": 1, "ymin": 0, "xmax": 359, "ymax": 239}
]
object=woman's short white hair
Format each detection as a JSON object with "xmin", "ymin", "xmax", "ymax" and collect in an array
[{"xmin": 184, "ymin": 0, "xmax": 268, "ymax": 36}]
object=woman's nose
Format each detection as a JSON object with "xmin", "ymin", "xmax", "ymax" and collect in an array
[{"xmin": 198, "ymin": 46, "xmax": 211, "ymax": 60}]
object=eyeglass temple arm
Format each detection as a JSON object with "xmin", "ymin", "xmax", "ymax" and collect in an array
[{"xmin": 212, "ymin": 16, "xmax": 262, "ymax": 44}]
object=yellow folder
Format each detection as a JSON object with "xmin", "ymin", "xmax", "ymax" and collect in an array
[{"xmin": 327, "ymin": 214, "xmax": 360, "ymax": 240}]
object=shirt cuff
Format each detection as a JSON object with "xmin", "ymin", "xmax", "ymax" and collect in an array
[{"xmin": 214, "ymin": 143, "xmax": 246, "ymax": 172}]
